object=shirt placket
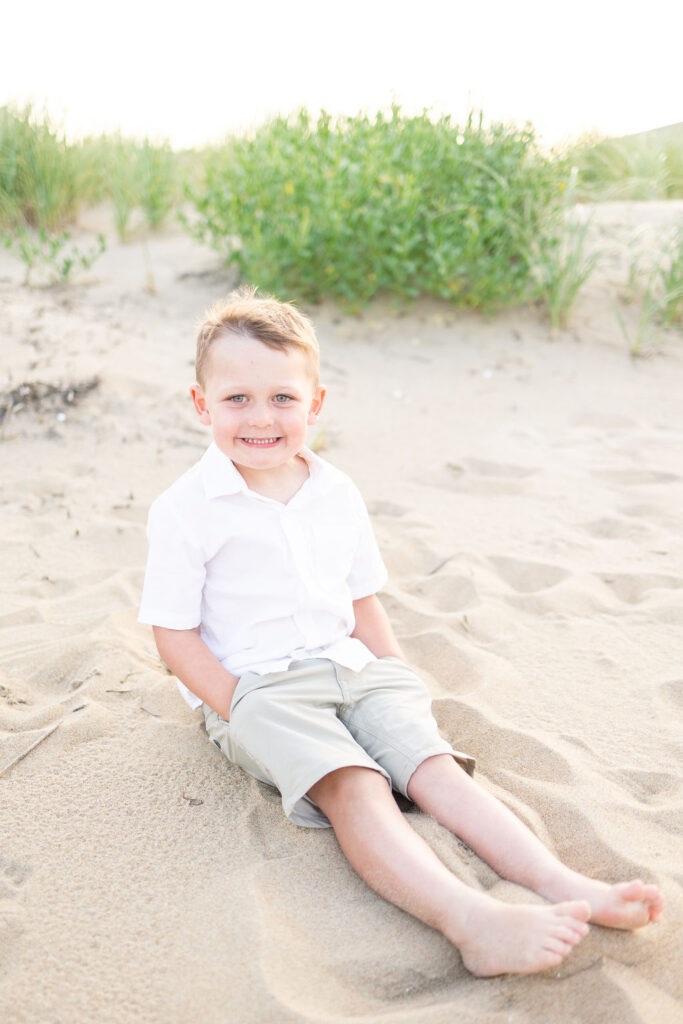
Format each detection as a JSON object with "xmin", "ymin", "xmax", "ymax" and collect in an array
[{"xmin": 279, "ymin": 503, "xmax": 319, "ymax": 653}]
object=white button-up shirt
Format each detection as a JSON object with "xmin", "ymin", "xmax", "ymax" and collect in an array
[{"xmin": 139, "ymin": 443, "xmax": 388, "ymax": 709}]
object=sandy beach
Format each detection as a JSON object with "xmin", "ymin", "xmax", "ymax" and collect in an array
[{"xmin": 1, "ymin": 202, "xmax": 682, "ymax": 1023}]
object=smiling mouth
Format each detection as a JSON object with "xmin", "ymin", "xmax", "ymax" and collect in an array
[{"xmin": 240, "ymin": 437, "xmax": 281, "ymax": 446}]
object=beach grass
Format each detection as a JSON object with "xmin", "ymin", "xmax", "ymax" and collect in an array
[
  {"xmin": 566, "ymin": 124, "xmax": 683, "ymax": 201},
  {"xmin": 0, "ymin": 104, "xmax": 91, "ymax": 230},
  {"xmin": 0, "ymin": 105, "xmax": 183, "ymax": 280},
  {"xmin": 529, "ymin": 171, "xmax": 600, "ymax": 333},
  {"xmin": 80, "ymin": 134, "xmax": 180, "ymax": 239},
  {"xmin": 617, "ymin": 226, "xmax": 683, "ymax": 354},
  {"xmin": 0, "ymin": 105, "xmax": 181, "ymax": 239}
]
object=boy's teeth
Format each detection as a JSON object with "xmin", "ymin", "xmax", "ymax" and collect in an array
[{"xmin": 244, "ymin": 438, "xmax": 277, "ymax": 444}]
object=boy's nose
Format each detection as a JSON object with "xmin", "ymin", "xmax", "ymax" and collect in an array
[{"xmin": 247, "ymin": 404, "xmax": 273, "ymax": 427}]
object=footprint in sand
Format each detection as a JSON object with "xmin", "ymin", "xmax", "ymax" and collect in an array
[
  {"xmin": 421, "ymin": 458, "xmax": 537, "ymax": 496},
  {"xmin": 0, "ymin": 854, "xmax": 30, "ymax": 972},
  {"xmin": 463, "ymin": 457, "xmax": 537, "ymax": 480},
  {"xmin": 581, "ymin": 516, "xmax": 650, "ymax": 541},
  {"xmin": 592, "ymin": 468, "xmax": 681, "ymax": 487},
  {"xmin": 657, "ymin": 679, "xmax": 683, "ymax": 711},
  {"xmin": 366, "ymin": 500, "xmax": 407, "ymax": 518},
  {"xmin": 599, "ymin": 571, "xmax": 683, "ymax": 605},
  {"xmin": 488, "ymin": 556, "xmax": 570, "ymax": 594},
  {"xmin": 0, "ymin": 855, "xmax": 30, "ymax": 902},
  {"xmin": 609, "ymin": 768, "xmax": 679, "ymax": 804}
]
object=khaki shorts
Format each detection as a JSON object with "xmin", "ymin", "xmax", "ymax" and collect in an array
[{"xmin": 202, "ymin": 656, "xmax": 475, "ymax": 828}]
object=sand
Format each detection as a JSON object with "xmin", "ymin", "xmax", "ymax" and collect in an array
[{"xmin": 1, "ymin": 202, "xmax": 682, "ymax": 1024}]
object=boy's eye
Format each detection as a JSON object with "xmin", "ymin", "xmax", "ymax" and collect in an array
[
  {"xmin": 227, "ymin": 395, "xmax": 247, "ymax": 403},
  {"xmin": 274, "ymin": 394, "xmax": 293, "ymax": 403}
]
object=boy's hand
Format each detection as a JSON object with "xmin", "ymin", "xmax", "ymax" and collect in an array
[{"xmin": 153, "ymin": 625, "xmax": 240, "ymax": 719}]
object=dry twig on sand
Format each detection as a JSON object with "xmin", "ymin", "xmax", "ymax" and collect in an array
[
  {"xmin": 0, "ymin": 721, "xmax": 62, "ymax": 779},
  {"xmin": 0, "ymin": 376, "xmax": 100, "ymax": 426}
]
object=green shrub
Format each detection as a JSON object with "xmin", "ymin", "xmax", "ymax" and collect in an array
[{"xmin": 185, "ymin": 107, "xmax": 566, "ymax": 309}]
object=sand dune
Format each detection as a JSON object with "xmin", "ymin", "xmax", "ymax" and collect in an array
[{"xmin": 1, "ymin": 203, "xmax": 681, "ymax": 1023}]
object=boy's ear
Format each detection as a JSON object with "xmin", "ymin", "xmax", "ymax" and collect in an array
[
  {"xmin": 307, "ymin": 386, "xmax": 326, "ymax": 425},
  {"xmin": 190, "ymin": 384, "xmax": 211, "ymax": 425}
]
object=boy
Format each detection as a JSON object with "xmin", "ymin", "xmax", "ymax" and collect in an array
[{"xmin": 139, "ymin": 288, "xmax": 662, "ymax": 977}]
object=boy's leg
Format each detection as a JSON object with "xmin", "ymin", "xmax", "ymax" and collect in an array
[
  {"xmin": 308, "ymin": 765, "xmax": 591, "ymax": 977},
  {"xmin": 406, "ymin": 754, "xmax": 664, "ymax": 929}
]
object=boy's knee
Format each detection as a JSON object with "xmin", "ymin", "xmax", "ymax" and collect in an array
[
  {"xmin": 407, "ymin": 752, "xmax": 474, "ymax": 804},
  {"xmin": 308, "ymin": 765, "xmax": 387, "ymax": 813}
]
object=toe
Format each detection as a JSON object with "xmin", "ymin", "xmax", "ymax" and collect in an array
[
  {"xmin": 619, "ymin": 879, "xmax": 644, "ymax": 900},
  {"xmin": 545, "ymin": 937, "xmax": 574, "ymax": 957},
  {"xmin": 555, "ymin": 924, "xmax": 586, "ymax": 945}
]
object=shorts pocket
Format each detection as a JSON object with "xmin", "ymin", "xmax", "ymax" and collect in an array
[{"xmin": 229, "ymin": 670, "xmax": 265, "ymax": 716}]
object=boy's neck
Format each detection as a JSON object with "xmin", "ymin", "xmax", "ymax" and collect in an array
[{"xmin": 235, "ymin": 453, "xmax": 309, "ymax": 505}]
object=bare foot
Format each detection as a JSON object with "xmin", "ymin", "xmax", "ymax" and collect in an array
[
  {"xmin": 451, "ymin": 898, "xmax": 590, "ymax": 978},
  {"xmin": 544, "ymin": 871, "xmax": 664, "ymax": 930},
  {"xmin": 581, "ymin": 879, "xmax": 663, "ymax": 929}
]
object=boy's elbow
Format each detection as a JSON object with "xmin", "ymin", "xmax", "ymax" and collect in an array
[{"xmin": 152, "ymin": 624, "xmax": 199, "ymax": 660}]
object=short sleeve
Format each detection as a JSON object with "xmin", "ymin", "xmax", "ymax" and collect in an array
[
  {"xmin": 345, "ymin": 486, "xmax": 388, "ymax": 599},
  {"xmin": 138, "ymin": 497, "xmax": 206, "ymax": 629}
]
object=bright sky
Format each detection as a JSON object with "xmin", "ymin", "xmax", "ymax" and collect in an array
[{"xmin": 3, "ymin": 1, "xmax": 681, "ymax": 148}]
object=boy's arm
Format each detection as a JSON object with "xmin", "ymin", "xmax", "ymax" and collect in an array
[
  {"xmin": 351, "ymin": 594, "xmax": 405, "ymax": 660},
  {"xmin": 153, "ymin": 626, "xmax": 239, "ymax": 720}
]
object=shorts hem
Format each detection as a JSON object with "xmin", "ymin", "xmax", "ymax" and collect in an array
[{"xmin": 394, "ymin": 742, "xmax": 458, "ymax": 797}]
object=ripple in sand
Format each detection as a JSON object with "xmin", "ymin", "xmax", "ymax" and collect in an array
[
  {"xmin": 409, "ymin": 572, "xmax": 479, "ymax": 613},
  {"xmin": 402, "ymin": 631, "xmax": 482, "ymax": 695},
  {"xmin": 253, "ymin": 851, "xmax": 464, "ymax": 1017},
  {"xmin": 434, "ymin": 701, "xmax": 576, "ymax": 786},
  {"xmin": 488, "ymin": 556, "xmax": 570, "ymax": 594}
]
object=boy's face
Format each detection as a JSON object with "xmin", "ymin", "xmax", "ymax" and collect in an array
[{"xmin": 190, "ymin": 333, "xmax": 325, "ymax": 475}]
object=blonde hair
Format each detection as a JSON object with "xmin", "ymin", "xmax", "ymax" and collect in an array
[{"xmin": 195, "ymin": 286, "xmax": 320, "ymax": 388}]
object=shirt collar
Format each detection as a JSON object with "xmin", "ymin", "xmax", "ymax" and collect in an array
[{"xmin": 200, "ymin": 442, "xmax": 332, "ymax": 501}]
